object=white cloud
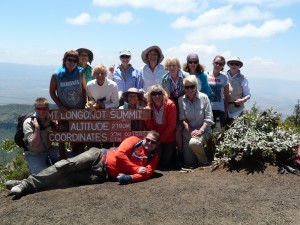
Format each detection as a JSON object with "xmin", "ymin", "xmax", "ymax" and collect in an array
[
  {"xmin": 92, "ymin": 0, "xmax": 208, "ymax": 13},
  {"xmin": 66, "ymin": 13, "xmax": 91, "ymax": 26},
  {"xmin": 223, "ymin": 0, "xmax": 300, "ymax": 7},
  {"xmin": 171, "ymin": 5, "xmax": 271, "ymax": 28},
  {"xmin": 163, "ymin": 43, "xmax": 219, "ymax": 65},
  {"xmin": 186, "ymin": 18, "xmax": 293, "ymax": 42},
  {"xmin": 248, "ymin": 56, "xmax": 275, "ymax": 66},
  {"xmin": 97, "ymin": 11, "xmax": 134, "ymax": 24}
]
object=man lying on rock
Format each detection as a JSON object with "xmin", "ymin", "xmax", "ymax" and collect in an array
[{"xmin": 6, "ymin": 130, "xmax": 160, "ymax": 199}]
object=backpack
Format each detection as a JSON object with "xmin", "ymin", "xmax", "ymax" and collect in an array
[
  {"xmin": 131, "ymin": 140, "xmax": 155, "ymax": 164},
  {"xmin": 14, "ymin": 112, "xmax": 34, "ymax": 148}
]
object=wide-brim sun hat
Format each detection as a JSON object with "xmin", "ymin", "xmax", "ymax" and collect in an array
[
  {"xmin": 76, "ymin": 48, "xmax": 94, "ymax": 64},
  {"xmin": 122, "ymin": 88, "xmax": 144, "ymax": 102},
  {"xmin": 227, "ymin": 56, "xmax": 243, "ymax": 68},
  {"xmin": 141, "ymin": 45, "xmax": 164, "ymax": 64}
]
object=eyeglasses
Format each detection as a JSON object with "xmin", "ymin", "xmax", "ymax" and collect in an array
[
  {"xmin": 66, "ymin": 58, "xmax": 78, "ymax": 63},
  {"xmin": 35, "ymin": 107, "xmax": 49, "ymax": 111},
  {"xmin": 151, "ymin": 91, "xmax": 163, "ymax": 96},
  {"xmin": 188, "ymin": 61, "xmax": 198, "ymax": 64},
  {"xmin": 120, "ymin": 55, "xmax": 130, "ymax": 59},
  {"xmin": 184, "ymin": 85, "xmax": 196, "ymax": 90},
  {"xmin": 214, "ymin": 62, "xmax": 223, "ymax": 66},
  {"xmin": 145, "ymin": 137, "xmax": 157, "ymax": 145},
  {"xmin": 229, "ymin": 62, "xmax": 240, "ymax": 67}
]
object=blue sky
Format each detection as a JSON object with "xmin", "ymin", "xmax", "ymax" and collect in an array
[{"xmin": 1, "ymin": 0, "xmax": 300, "ymax": 81}]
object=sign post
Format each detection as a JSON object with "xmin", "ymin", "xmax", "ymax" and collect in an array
[{"xmin": 48, "ymin": 109, "xmax": 151, "ymax": 143}]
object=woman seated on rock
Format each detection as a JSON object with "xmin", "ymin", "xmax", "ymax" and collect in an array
[
  {"xmin": 145, "ymin": 85, "xmax": 177, "ymax": 168},
  {"xmin": 178, "ymin": 75, "xmax": 214, "ymax": 168}
]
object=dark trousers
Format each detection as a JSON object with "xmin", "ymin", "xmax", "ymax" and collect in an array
[
  {"xmin": 25, "ymin": 148, "xmax": 107, "ymax": 190},
  {"xmin": 156, "ymin": 142, "xmax": 176, "ymax": 168}
]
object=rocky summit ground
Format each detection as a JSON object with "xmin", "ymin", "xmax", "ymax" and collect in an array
[{"xmin": 1, "ymin": 164, "xmax": 300, "ymax": 225}]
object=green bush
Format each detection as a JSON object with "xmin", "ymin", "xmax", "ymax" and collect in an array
[
  {"xmin": 0, "ymin": 140, "xmax": 29, "ymax": 189},
  {"xmin": 216, "ymin": 105, "xmax": 300, "ymax": 164}
]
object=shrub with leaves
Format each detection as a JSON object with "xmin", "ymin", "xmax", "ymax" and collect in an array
[
  {"xmin": 216, "ymin": 105, "xmax": 300, "ymax": 164},
  {"xmin": 0, "ymin": 139, "xmax": 29, "ymax": 189}
]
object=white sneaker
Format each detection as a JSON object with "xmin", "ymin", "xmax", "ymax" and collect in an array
[
  {"xmin": 5, "ymin": 180, "xmax": 22, "ymax": 190},
  {"xmin": 10, "ymin": 181, "xmax": 31, "ymax": 199}
]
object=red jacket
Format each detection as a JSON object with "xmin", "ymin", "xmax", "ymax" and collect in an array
[
  {"xmin": 145, "ymin": 98, "xmax": 177, "ymax": 143},
  {"xmin": 106, "ymin": 136, "xmax": 159, "ymax": 182}
]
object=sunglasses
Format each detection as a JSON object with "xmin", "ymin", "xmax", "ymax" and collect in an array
[
  {"xmin": 188, "ymin": 61, "xmax": 198, "ymax": 64},
  {"xmin": 229, "ymin": 62, "xmax": 240, "ymax": 67},
  {"xmin": 120, "ymin": 55, "xmax": 130, "ymax": 59},
  {"xmin": 145, "ymin": 137, "xmax": 157, "ymax": 145},
  {"xmin": 214, "ymin": 62, "xmax": 223, "ymax": 66},
  {"xmin": 35, "ymin": 107, "xmax": 49, "ymax": 111},
  {"xmin": 184, "ymin": 85, "xmax": 196, "ymax": 90},
  {"xmin": 151, "ymin": 91, "xmax": 163, "ymax": 96},
  {"xmin": 66, "ymin": 58, "xmax": 78, "ymax": 63}
]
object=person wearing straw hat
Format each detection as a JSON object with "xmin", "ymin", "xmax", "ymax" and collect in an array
[
  {"xmin": 76, "ymin": 48, "xmax": 94, "ymax": 84},
  {"xmin": 119, "ymin": 88, "xmax": 145, "ymax": 131},
  {"xmin": 226, "ymin": 56, "xmax": 251, "ymax": 124},
  {"xmin": 140, "ymin": 45, "xmax": 167, "ymax": 92}
]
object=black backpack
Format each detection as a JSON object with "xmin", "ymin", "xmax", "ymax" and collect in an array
[
  {"xmin": 131, "ymin": 140, "xmax": 156, "ymax": 163},
  {"xmin": 14, "ymin": 112, "xmax": 34, "ymax": 148}
]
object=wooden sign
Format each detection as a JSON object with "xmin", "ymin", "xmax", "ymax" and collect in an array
[
  {"xmin": 48, "ymin": 131, "xmax": 148, "ymax": 143},
  {"xmin": 49, "ymin": 109, "xmax": 151, "ymax": 121},
  {"xmin": 48, "ymin": 109, "xmax": 151, "ymax": 143},
  {"xmin": 68, "ymin": 120, "xmax": 131, "ymax": 132}
]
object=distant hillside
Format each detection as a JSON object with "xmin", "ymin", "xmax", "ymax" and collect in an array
[
  {"xmin": 0, "ymin": 62, "xmax": 58, "ymax": 105},
  {"xmin": 0, "ymin": 104, "xmax": 56, "ymax": 141}
]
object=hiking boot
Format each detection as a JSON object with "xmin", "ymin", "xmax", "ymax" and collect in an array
[
  {"xmin": 5, "ymin": 180, "xmax": 22, "ymax": 190},
  {"xmin": 206, "ymin": 139, "xmax": 215, "ymax": 163},
  {"xmin": 176, "ymin": 152, "xmax": 184, "ymax": 169},
  {"xmin": 9, "ymin": 180, "xmax": 32, "ymax": 199}
]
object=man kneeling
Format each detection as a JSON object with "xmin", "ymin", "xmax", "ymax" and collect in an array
[{"xmin": 7, "ymin": 130, "xmax": 160, "ymax": 199}]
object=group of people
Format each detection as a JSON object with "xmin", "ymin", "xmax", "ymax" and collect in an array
[{"xmin": 6, "ymin": 46, "xmax": 251, "ymax": 199}]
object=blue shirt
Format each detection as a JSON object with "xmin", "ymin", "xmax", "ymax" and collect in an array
[
  {"xmin": 113, "ymin": 64, "xmax": 143, "ymax": 98},
  {"xmin": 195, "ymin": 72, "xmax": 211, "ymax": 98}
]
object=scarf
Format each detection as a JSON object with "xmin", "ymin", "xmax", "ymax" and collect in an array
[{"xmin": 57, "ymin": 66, "xmax": 83, "ymax": 78}]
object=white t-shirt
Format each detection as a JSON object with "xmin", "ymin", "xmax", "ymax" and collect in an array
[
  {"xmin": 140, "ymin": 64, "xmax": 167, "ymax": 93},
  {"xmin": 87, "ymin": 78, "xmax": 119, "ymax": 109}
]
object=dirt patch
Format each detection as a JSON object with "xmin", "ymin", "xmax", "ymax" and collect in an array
[{"xmin": 1, "ymin": 165, "xmax": 300, "ymax": 225}]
